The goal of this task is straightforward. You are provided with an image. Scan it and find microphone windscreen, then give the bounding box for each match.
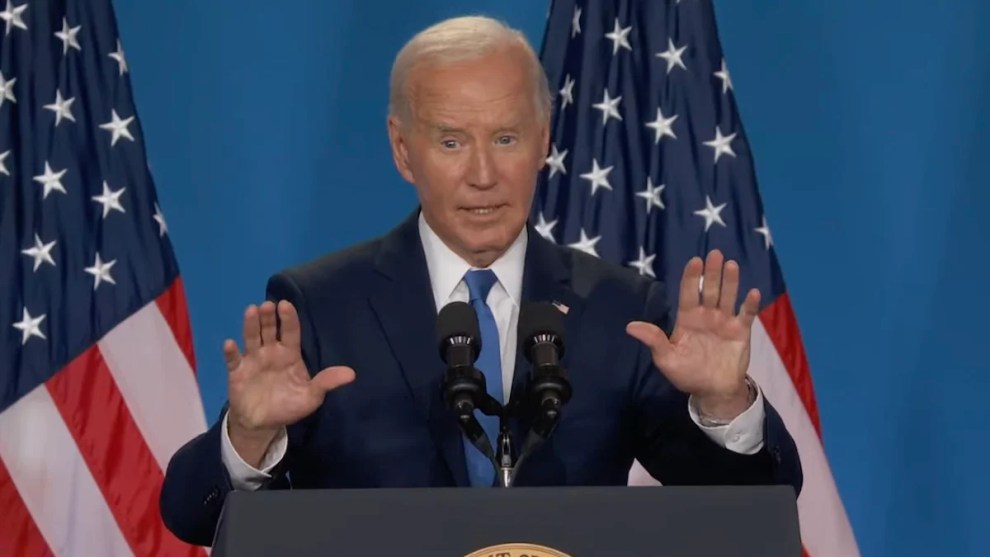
[519,301,566,350]
[436,301,481,357]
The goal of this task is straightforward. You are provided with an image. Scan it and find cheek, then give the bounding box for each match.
[501,157,541,197]
[414,156,465,203]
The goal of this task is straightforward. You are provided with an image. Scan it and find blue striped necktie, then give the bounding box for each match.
[462,269,503,487]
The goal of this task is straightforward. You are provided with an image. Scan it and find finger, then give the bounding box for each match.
[243,305,261,353]
[223,339,242,372]
[277,300,301,351]
[678,256,704,311]
[259,301,278,346]
[738,288,761,328]
[718,259,741,316]
[701,249,724,308]
[311,366,357,394]
[626,321,674,363]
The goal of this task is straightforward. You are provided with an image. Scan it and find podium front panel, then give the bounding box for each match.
[212,485,800,557]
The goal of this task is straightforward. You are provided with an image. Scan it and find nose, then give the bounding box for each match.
[466,144,497,189]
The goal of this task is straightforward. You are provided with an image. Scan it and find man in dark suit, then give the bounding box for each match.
[160,15,802,546]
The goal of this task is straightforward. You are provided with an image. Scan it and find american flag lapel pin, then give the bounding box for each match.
[552,300,569,314]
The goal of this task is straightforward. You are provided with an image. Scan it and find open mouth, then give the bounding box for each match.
[463,204,506,216]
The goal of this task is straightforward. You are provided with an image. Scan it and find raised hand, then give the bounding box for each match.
[626,250,758,420]
[224,300,355,466]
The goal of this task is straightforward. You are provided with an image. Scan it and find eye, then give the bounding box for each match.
[441,139,460,150]
[496,135,517,145]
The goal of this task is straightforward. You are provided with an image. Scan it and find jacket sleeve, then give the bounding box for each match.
[158,272,317,546]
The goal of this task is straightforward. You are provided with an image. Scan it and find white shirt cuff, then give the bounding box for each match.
[687,382,766,455]
[220,411,288,491]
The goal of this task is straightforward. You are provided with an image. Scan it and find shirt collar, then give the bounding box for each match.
[418,211,527,308]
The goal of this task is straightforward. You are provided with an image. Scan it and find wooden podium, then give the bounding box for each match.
[211,485,801,556]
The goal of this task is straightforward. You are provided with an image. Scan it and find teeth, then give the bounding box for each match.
[469,207,496,215]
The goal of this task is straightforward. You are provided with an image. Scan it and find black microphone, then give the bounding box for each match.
[436,301,501,472]
[503,301,573,486]
[519,301,572,428]
[436,301,485,418]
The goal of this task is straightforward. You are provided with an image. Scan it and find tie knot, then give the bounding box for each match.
[464,269,498,303]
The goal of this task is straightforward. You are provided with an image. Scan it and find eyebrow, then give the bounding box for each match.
[428,122,524,135]
[430,124,464,134]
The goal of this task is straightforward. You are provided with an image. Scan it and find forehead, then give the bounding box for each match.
[406,47,539,127]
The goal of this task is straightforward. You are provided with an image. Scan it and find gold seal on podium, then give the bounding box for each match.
[463,543,573,557]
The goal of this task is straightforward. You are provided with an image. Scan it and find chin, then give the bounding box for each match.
[457,228,516,263]
[474,222,520,244]
[441,211,526,260]
[463,235,509,256]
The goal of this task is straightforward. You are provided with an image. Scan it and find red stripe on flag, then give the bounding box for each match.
[0,457,54,557]
[759,293,823,437]
[46,347,203,557]
[156,277,197,373]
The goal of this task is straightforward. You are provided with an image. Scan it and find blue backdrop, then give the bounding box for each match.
[112,1,989,555]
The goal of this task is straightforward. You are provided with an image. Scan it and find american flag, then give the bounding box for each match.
[0,1,207,555]
[533,1,859,555]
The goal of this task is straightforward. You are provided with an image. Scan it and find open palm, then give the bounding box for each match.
[627,250,759,403]
[225,301,355,433]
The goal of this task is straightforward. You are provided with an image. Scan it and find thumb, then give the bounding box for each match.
[626,321,673,363]
[311,366,357,394]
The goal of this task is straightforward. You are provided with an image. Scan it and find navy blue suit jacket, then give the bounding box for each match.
[160,211,802,546]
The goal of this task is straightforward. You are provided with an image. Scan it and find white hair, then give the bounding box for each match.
[388,15,552,123]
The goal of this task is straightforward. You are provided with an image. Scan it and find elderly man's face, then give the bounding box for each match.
[388,44,549,267]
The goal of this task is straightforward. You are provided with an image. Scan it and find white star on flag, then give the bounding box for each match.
[153,203,168,237]
[0,0,28,36]
[568,229,601,258]
[593,89,622,125]
[571,6,581,38]
[656,38,688,73]
[92,181,126,218]
[636,177,666,213]
[628,247,657,278]
[580,158,613,195]
[84,252,117,290]
[21,234,55,272]
[545,144,568,178]
[54,17,82,54]
[0,149,10,175]
[694,195,728,231]
[44,90,76,126]
[109,39,128,75]
[33,162,68,199]
[703,126,737,163]
[12,307,46,345]
[100,109,136,146]
[0,71,16,107]
[535,213,557,242]
[21,234,57,271]
[559,74,575,109]
[755,216,773,249]
[714,59,733,94]
[645,107,678,144]
[604,19,632,55]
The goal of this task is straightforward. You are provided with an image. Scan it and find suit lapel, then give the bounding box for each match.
[369,211,468,486]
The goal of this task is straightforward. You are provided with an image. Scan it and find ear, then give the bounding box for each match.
[537,114,551,171]
[387,115,416,184]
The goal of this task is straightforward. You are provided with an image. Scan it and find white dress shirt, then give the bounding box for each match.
[221,214,767,490]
